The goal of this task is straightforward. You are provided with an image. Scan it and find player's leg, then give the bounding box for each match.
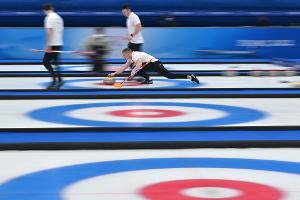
[136,67,152,84]
[128,42,142,51]
[135,43,142,51]
[93,58,104,72]
[152,61,200,84]
[43,50,57,89]
[52,46,63,84]
[89,46,105,73]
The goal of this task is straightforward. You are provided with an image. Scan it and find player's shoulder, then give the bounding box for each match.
[131,51,141,58]
[46,13,54,21]
[50,12,62,19]
[130,12,139,19]
[133,51,144,55]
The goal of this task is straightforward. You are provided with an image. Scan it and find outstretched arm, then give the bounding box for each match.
[109,61,131,76]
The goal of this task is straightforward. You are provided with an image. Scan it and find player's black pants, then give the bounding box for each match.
[43,46,62,83]
[128,42,143,51]
[90,49,106,73]
[92,58,104,73]
[136,61,187,81]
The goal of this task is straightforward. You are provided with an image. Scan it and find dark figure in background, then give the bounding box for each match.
[42,3,64,90]
[85,28,110,72]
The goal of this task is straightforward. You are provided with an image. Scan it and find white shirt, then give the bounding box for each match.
[44,12,64,46]
[128,51,158,64]
[126,12,144,44]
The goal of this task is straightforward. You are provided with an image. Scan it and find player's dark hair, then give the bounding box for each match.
[122,48,132,53]
[43,3,54,11]
[122,4,131,10]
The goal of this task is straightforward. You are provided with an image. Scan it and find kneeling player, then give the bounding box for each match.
[109,48,199,84]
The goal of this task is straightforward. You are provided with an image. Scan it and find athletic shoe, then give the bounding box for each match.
[46,82,58,90]
[46,81,64,90]
[141,79,153,84]
[190,74,200,84]
[55,81,64,89]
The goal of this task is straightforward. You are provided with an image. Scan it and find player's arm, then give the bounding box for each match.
[109,61,131,76]
[131,59,142,77]
[131,23,142,37]
[45,28,53,52]
[129,15,142,40]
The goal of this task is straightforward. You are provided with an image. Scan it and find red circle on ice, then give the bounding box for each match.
[140,179,283,200]
[107,109,185,118]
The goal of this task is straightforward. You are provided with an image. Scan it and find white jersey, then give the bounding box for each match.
[44,12,64,46]
[128,51,158,64]
[126,12,144,44]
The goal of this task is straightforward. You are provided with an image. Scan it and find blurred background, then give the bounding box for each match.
[1,0,300,63]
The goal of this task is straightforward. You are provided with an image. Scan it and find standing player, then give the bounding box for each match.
[42,3,64,89]
[109,48,200,84]
[122,5,144,51]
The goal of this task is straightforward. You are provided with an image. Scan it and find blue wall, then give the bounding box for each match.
[0,0,300,27]
[0,27,299,62]
[2,0,300,11]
